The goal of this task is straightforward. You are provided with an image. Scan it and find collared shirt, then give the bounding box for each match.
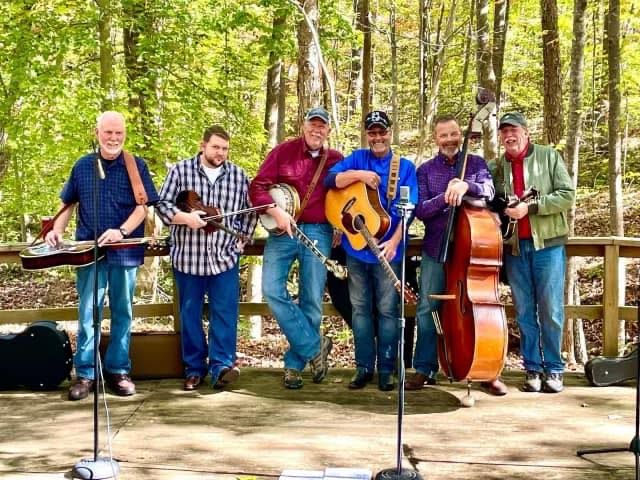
[325,148,418,264]
[248,137,343,223]
[155,154,257,276]
[415,151,494,259]
[60,151,159,266]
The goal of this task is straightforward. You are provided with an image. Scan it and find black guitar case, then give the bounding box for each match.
[585,345,637,387]
[0,320,73,390]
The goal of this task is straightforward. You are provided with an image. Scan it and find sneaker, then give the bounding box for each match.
[309,335,333,383]
[522,371,542,392]
[283,368,303,389]
[543,373,564,393]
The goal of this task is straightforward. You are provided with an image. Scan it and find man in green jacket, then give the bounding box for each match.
[490,112,575,394]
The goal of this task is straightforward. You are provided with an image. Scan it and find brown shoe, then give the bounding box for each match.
[105,373,136,396]
[480,377,508,396]
[183,375,202,391]
[405,372,431,390]
[68,377,94,401]
[212,366,240,390]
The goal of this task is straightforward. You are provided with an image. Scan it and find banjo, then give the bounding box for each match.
[259,184,347,280]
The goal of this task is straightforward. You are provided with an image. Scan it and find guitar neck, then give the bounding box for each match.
[355,219,401,290]
[72,237,154,248]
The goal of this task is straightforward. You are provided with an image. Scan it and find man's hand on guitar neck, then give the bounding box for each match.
[266,205,294,237]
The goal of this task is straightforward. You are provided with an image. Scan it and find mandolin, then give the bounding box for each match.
[19,237,169,271]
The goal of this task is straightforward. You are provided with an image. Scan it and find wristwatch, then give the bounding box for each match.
[119,226,129,237]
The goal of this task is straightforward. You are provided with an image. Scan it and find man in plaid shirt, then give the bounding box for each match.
[156,125,257,391]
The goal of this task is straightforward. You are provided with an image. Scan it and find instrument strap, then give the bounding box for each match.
[123,150,149,206]
[295,149,328,221]
[30,202,75,246]
[386,153,400,203]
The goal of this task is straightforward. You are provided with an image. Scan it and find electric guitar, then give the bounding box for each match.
[325,182,418,305]
[19,237,169,271]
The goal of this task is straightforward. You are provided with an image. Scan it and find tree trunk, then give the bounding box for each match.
[563,0,588,365]
[265,10,287,149]
[96,0,114,111]
[475,0,498,162]
[390,1,399,146]
[348,0,363,123]
[417,1,457,165]
[492,0,509,106]
[540,0,564,146]
[123,0,157,155]
[296,0,322,129]
[360,0,372,147]
[607,0,625,353]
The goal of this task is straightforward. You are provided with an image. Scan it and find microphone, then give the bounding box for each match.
[394,185,414,216]
[399,185,410,204]
[92,141,105,180]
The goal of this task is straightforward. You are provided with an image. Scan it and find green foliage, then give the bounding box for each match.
[1,0,639,242]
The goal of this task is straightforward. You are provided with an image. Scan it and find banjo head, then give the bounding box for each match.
[259,183,300,233]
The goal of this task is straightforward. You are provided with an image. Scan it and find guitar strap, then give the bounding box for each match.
[386,153,400,203]
[295,149,328,221]
[123,150,149,206]
[30,202,75,246]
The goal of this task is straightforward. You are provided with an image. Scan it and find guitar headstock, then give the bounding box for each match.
[145,236,170,252]
[403,284,419,305]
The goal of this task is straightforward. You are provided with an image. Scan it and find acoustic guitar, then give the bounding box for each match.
[325,181,418,304]
[20,237,169,271]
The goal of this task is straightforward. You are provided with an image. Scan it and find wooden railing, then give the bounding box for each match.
[0,236,638,357]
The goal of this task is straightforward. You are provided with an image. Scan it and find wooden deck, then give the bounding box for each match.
[0,368,638,479]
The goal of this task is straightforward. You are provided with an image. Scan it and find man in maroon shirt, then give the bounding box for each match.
[249,107,343,389]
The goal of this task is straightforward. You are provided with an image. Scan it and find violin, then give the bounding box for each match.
[175,190,252,243]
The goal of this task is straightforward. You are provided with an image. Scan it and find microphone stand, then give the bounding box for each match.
[375,195,423,480]
[73,146,119,479]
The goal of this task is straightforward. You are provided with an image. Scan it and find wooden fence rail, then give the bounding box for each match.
[1,236,638,359]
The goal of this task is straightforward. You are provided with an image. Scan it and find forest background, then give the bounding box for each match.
[1,0,639,366]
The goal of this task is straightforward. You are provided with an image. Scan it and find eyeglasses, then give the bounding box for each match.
[366,129,389,138]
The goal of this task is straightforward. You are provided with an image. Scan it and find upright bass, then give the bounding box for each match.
[434,90,508,400]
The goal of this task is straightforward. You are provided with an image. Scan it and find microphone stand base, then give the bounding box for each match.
[375,468,424,480]
[72,457,120,479]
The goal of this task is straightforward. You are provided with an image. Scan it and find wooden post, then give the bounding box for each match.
[602,243,620,356]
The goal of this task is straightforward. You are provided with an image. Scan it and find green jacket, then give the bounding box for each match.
[489,143,575,252]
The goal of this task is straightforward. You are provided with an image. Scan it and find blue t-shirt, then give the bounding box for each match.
[326,148,418,263]
[60,151,159,266]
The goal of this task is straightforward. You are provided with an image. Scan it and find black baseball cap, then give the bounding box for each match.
[365,110,391,130]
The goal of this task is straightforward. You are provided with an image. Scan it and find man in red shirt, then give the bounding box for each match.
[249,107,343,389]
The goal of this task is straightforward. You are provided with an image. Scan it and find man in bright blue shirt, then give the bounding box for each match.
[46,111,159,401]
[324,110,417,391]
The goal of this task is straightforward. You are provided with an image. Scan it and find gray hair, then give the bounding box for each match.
[96,111,126,130]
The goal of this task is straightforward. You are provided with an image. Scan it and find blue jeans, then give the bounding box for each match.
[262,223,332,371]
[413,254,445,376]
[504,240,566,374]
[75,262,138,379]
[347,256,400,373]
[174,263,240,380]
